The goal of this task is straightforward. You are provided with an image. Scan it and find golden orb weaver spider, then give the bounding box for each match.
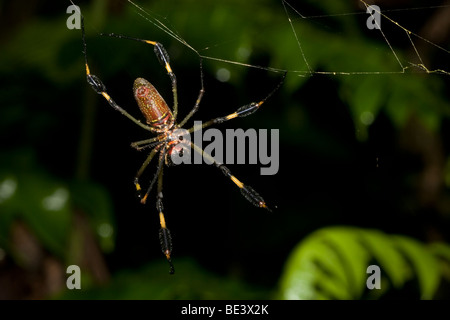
[75,9,286,274]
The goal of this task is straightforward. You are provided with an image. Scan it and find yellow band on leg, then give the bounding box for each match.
[230,175,244,189]
[159,212,166,229]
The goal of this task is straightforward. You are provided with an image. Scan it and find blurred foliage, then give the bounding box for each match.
[0,0,449,299]
[57,257,271,300]
[278,226,450,300]
[0,148,115,263]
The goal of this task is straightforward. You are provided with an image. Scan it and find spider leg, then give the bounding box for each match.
[100,33,179,122]
[139,143,167,205]
[77,14,158,133]
[177,58,205,128]
[131,136,165,151]
[186,71,286,134]
[134,144,163,200]
[190,142,273,212]
[156,166,175,275]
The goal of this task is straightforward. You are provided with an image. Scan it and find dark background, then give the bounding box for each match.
[0,0,449,299]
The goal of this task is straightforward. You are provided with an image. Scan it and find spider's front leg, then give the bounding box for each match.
[99,32,179,122]
[77,14,159,133]
[130,136,165,151]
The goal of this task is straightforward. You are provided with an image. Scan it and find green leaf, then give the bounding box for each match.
[392,235,440,300]
[278,226,449,299]
[315,227,370,298]
[279,231,352,299]
[358,229,409,289]
[430,242,450,262]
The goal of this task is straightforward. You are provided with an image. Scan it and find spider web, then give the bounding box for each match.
[282,0,450,76]
[124,0,450,77]
[79,0,450,277]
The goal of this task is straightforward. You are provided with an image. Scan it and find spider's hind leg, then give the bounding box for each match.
[156,167,175,274]
[218,164,273,212]
[190,142,273,212]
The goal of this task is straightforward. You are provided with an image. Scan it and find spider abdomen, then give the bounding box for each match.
[133,77,174,131]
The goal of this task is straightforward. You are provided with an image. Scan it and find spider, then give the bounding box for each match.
[76,11,286,274]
